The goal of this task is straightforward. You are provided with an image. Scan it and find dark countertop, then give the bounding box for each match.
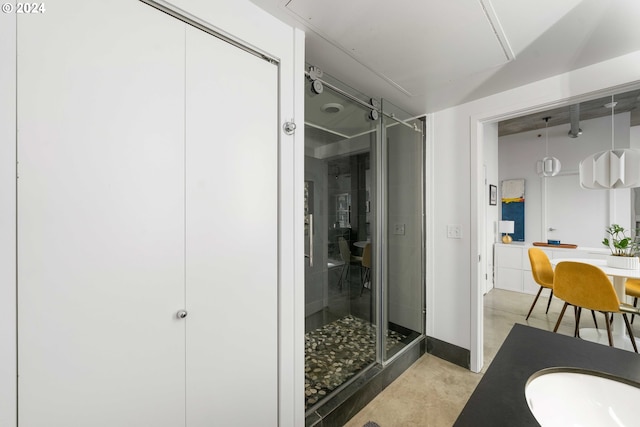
[454,324,640,426]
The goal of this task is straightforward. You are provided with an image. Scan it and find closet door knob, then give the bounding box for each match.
[176,310,188,319]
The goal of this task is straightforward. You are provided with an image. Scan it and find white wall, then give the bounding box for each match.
[428,49,640,372]
[632,125,640,149]
[0,10,16,427]
[498,113,631,247]
[1,1,305,425]
[429,108,472,349]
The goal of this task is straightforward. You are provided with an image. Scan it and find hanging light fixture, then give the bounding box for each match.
[536,117,561,177]
[579,95,640,189]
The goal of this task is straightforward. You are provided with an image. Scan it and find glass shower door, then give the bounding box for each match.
[381,99,425,361]
[303,74,378,411]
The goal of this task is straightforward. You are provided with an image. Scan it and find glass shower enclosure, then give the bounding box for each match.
[303,66,424,413]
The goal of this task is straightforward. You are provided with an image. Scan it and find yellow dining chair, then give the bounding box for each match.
[552,261,638,353]
[526,248,555,320]
[625,278,640,324]
[527,248,599,328]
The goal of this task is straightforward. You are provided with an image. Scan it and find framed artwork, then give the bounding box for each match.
[501,179,525,241]
[336,193,349,211]
[489,184,497,205]
[336,193,351,228]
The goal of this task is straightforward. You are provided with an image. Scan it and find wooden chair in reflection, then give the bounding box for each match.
[360,243,371,295]
[337,237,362,289]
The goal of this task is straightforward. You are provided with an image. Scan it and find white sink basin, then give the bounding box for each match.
[525,368,640,427]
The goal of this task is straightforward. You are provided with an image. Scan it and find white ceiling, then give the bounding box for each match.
[250,0,640,116]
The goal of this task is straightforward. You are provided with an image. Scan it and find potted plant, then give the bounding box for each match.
[602,224,640,269]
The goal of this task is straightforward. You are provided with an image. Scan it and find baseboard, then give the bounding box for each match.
[426,335,470,369]
[305,300,324,316]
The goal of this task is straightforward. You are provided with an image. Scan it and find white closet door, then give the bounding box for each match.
[184,27,279,426]
[17,1,186,425]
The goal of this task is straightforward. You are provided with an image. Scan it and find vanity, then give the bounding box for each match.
[454,324,640,426]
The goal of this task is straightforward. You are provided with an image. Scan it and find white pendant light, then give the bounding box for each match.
[579,95,640,189]
[536,117,561,177]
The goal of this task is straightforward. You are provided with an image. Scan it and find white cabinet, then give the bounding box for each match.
[17,1,278,425]
[495,243,608,295]
[495,245,523,292]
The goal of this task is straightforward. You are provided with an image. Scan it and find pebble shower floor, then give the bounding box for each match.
[304,315,406,408]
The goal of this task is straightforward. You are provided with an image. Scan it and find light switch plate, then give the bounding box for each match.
[393,224,405,235]
[447,224,462,239]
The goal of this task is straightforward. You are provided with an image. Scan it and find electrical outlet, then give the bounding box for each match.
[447,224,462,239]
[393,224,405,235]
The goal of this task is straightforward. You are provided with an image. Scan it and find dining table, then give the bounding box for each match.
[551,257,640,352]
[353,240,370,249]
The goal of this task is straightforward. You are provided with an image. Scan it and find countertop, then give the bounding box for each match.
[494,242,609,254]
[454,324,640,426]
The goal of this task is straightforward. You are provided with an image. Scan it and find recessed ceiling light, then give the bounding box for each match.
[321,103,343,114]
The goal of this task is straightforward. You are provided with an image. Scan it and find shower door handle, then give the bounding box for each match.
[305,213,314,267]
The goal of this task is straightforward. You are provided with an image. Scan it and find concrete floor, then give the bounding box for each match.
[343,287,640,427]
